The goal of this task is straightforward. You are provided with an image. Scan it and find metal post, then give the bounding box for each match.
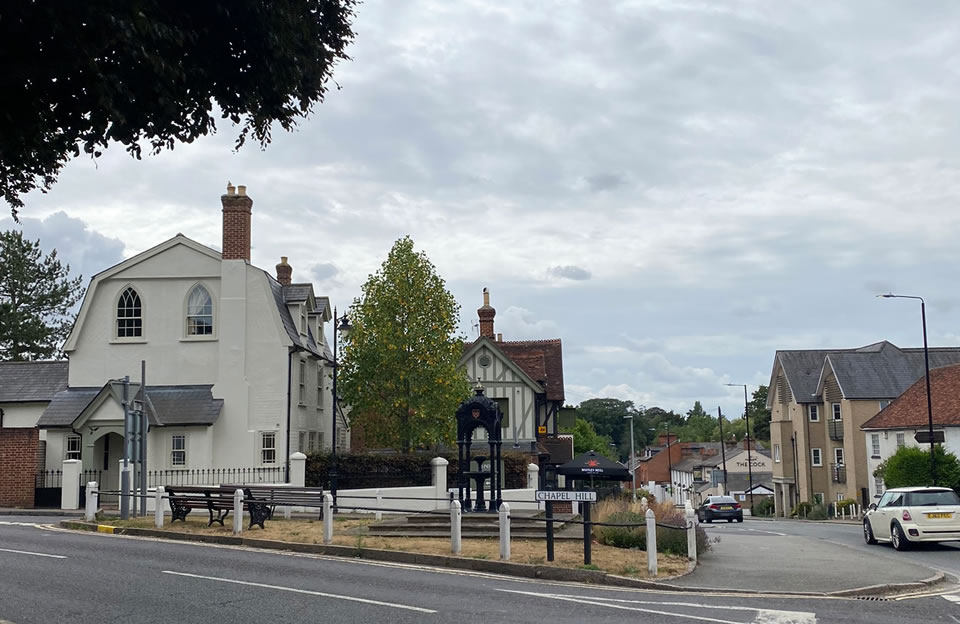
[717,407,727,495]
[645,508,657,576]
[744,384,754,514]
[626,414,636,503]
[233,488,243,535]
[499,502,510,560]
[666,424,673,505]
[140,360,148,517]
[920,301,937,485]
[450,500,462,555]
[545,500,555,562]
[375,489,382,521]
[322,493,333,544]
[330,307,341,509]
[121,376,130,520]
[582,501,592,565]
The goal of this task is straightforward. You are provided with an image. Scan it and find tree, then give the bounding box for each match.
[563,418,617,460]
[339,237,470,452]
[0,230,83,360]
[2,1,357,217]
[749,385,772,441]
[676,401,718,442]
[874,445,960,492]
[575,398,647,460]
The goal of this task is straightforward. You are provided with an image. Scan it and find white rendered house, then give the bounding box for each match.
[37,185,344,485]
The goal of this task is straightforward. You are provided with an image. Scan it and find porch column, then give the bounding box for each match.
[782,483,792,517]
[61,459,82,510]
[773,484,781,518]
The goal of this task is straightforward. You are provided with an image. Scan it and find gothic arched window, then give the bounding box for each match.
[186,284,213,336]
[117,287,142,337]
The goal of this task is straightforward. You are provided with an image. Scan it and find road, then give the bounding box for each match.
[0,517,958,623]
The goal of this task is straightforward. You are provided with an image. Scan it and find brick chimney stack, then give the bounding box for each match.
[276,256,292,285]
[478,288,496,338]
[221,183,253,261]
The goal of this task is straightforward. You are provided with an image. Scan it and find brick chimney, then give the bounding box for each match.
[478,287,496,338]
[221,183,253,261]
[276,256,292,285]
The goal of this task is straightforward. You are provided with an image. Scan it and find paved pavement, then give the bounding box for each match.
[1,518,960,623]
[674,519,944,593]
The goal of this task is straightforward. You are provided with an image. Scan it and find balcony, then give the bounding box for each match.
[828,419,844,441]
[831,463,846,483]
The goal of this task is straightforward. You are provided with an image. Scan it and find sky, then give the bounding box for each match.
[5,0,960,420]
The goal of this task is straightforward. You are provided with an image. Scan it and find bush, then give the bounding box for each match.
[792,501,826,519]
[836,499,857,512]
[879,445,960,492]
[753,497,775,517]
[592,497,711,557]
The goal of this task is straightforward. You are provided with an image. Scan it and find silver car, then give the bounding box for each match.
[863,487,960,550]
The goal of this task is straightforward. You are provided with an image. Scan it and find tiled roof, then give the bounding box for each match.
[862,363,960,429]
[38,385,223,428]
[0,361,68,402]
[283,283,313,304]
[267,274,324,358]
[497,339,564,402]
[724,472,774,493]
[671,457,702,473]
[777,349,848,403]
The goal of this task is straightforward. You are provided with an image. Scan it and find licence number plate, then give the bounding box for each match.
[720,506,732,510]
[927,512,953,519]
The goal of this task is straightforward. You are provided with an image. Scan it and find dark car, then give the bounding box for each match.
[697,495,743,523]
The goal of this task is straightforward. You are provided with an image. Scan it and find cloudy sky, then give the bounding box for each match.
[6,0,960,419]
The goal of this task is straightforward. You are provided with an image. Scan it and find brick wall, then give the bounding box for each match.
[221,190,253,261]
[0,428,40,507]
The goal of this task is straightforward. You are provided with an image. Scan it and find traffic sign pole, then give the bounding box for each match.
[545,500,554,562]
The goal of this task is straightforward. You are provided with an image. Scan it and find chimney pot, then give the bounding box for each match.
[237,185,247,196]
[496,333,502,342]
[478,288,496,338]
[226,182,236,195]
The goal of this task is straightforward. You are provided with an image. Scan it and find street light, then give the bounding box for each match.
[329,307,352,509]
[623,413,636,502]
[877,293,937,485]
[726,383,754,513]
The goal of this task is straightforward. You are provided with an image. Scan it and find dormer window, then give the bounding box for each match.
[300,304,307,335]
[117,287,142,337]
[186,285,213,336]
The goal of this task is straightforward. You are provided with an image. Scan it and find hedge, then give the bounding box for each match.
[304,451,531,490]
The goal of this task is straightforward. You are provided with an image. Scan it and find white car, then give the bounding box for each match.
[863,486,960,550]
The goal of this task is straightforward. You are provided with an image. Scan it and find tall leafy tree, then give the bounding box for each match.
[677,401,719,442]
[748,385,772,441]
[0,230,83,360]
[874,446,960,491]
[576,398,648,459]
[563,418,618,460]
[339,237,470,452]
[2,1,357,217]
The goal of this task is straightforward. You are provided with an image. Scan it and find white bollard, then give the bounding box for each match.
[84,482,97,522]
[375,489,383,522]
[640,496,648,512]
[61,459,82,511]
[499,502,511,561]
[451,500,462,555]
[323,493,333,545]
[686,506,697,563]
[283,505,292,520]
[646,508,658,576]
[154,486,165,528]
[233,489,244,535]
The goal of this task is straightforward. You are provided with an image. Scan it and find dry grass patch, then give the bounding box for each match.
[96,516,686,578]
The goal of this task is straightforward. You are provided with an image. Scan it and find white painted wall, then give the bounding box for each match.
[1,402,48,430]
[864,427,960,500]
[462,343,542,442]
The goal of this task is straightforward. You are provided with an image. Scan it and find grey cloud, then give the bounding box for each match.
[585,173,626,192]
[309,263,339,281]
[547,265,591,281]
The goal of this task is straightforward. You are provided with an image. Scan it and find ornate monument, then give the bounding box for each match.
[456,382,503,512]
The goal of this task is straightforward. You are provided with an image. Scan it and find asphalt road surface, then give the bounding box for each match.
[0,517,959,623]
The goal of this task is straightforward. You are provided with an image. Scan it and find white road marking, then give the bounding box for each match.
[496,589,818,623]
[943,595,960,603]
[162,570,436,613]
[0,547,66,559]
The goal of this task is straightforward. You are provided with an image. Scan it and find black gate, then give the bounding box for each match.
[33,470,62,508]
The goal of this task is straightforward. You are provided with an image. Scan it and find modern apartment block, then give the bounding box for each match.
[767,341,960,517]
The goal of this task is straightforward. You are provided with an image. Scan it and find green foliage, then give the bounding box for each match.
[792,502,827,520]
[0,230,83,360]
[304,452,529,490]
[877,445,960,491]
[597,511,647,549]
[676,401,716,442]
[594,498,711,557]
[2,1,358,217]
[575,398,648,460]
[562,418,617,460]
[749,386,772,441]
[339,237,470,452]
[753,497,776,517]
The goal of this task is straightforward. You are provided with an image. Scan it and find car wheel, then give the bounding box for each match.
[727,518,733,523]
[891,522,910,551]
[736,517,743,523]
[863,519,877,545]
[706,517,712,524]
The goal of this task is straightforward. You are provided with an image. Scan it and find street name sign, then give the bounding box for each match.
[535,490,597,502]
[915,430,945,444]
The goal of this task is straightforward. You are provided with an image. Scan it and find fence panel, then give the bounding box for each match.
[33,470,62,508]
[147,466,287,488]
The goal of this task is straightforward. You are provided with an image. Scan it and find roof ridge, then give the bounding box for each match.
[500,338,561,345]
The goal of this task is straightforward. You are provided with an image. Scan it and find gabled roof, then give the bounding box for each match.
[267,274,325,359]
[461,337,544,394]
[862,363,960,430]
[772,349,847,405]
[671,457,702,473]
[496,339,564,402]
[37,385,223,428]
[0,361,68,402]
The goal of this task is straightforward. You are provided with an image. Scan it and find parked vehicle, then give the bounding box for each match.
[863,487,960,550]
[697,495,743,523]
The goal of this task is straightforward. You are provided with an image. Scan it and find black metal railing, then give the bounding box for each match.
[831,463,846,483]
[828,419,844,441]
[147,466,286,487]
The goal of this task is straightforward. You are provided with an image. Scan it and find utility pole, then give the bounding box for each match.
[717,406,727,495]
[624,413,636,503]
[120,376,130,520]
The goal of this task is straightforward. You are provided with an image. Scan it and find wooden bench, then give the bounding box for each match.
[166,486,271,529]
[221,485,326,521]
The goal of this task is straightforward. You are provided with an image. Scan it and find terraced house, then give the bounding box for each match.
[767,341,960,516]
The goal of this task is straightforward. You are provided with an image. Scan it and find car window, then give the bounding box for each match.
[884,493,903,508]
[714,496,736,504]
[906,490,960,507]
[876,492,892,508]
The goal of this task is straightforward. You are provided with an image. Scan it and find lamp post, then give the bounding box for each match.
[624,413,636,502]
[726,383,754,512]
[651,425,674,504]
[329,307,352,509]
[877,293,937,485]
[716,406,727,495]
